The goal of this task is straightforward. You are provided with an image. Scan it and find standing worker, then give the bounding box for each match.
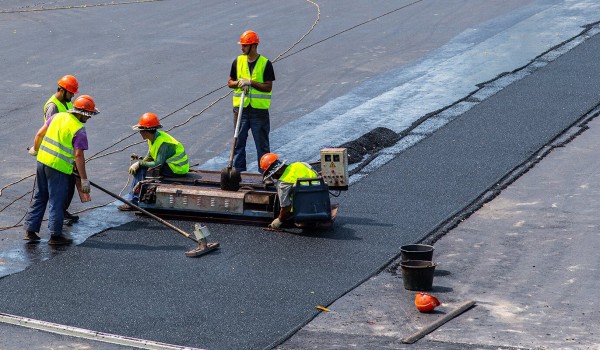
[42,75,80,224]
[260,153,318,229]
[227,30,275,173]
[118,113,190,211]
[25,95,99,245]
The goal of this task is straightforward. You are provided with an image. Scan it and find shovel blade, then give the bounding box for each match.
[220,166,241,191]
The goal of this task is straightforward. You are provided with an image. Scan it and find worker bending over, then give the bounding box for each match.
[119,112,189,211]
[260,153,318,229]
[25,95,99,245]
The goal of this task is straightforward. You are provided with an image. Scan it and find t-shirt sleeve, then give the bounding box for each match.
[72,128,89,150]
[45,103,58,121]
[229,58,238,80]
[263,61,275,82]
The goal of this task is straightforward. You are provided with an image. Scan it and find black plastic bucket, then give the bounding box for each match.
[400,260,436,291]
[400,244,434,262]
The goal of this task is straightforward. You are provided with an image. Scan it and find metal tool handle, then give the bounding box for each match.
[88,179,198,243]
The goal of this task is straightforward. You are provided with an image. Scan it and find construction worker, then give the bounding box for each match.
[118,113,190,211]
[260,153,318,229]
[25,95,99,245]
[42,75,80,224]
[227,30,275,173]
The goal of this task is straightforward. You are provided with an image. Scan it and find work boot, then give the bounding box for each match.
[48,235,73,246]
[117,203,137,211]
[64,211,79,222]
[23,231,41,244]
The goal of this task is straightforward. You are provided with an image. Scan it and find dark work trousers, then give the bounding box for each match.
[232,105,270,172]
[24,162,69,237]
[125,164,182,204]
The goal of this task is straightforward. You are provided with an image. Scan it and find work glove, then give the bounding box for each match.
[237,78,251,88]
[129,161,140,175]
[28,147,38,156]
[268,217,282,229]
[81,179,91,194]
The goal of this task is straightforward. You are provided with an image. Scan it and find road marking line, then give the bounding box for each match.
[0,312,205,350]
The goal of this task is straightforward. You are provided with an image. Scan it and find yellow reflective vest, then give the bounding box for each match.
[37,112,83,175]
[43,95,73,122]
[149,131,189,175]
[233,55,272,109]
[279,162,318,184]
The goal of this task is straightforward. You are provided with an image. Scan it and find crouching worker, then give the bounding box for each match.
[260,153,318,229]
[118,112,189,211]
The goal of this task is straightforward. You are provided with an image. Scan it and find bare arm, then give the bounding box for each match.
[32,124,49,151]
[74,149,87,180]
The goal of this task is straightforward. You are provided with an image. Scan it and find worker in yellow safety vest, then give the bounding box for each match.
[227,30,275,173]
[260,153,319,229]
[118,112,189,211]
[25,95,99,246]
[41,75,81,224]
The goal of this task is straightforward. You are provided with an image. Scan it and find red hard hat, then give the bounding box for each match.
[132,112,162,131]
[71,95,99,116]
[238,30,259,45]
[58,75,79,94]
[414,292,440,313]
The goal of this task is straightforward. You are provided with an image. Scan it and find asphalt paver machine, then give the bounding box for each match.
[136,148,349,227]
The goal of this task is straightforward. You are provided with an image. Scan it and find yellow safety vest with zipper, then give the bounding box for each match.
[148,131,189,175]
[37,112,83,175]
[43,95,73,122]
[233,55,272,109]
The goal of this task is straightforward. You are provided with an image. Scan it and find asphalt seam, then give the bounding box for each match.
[348,21,600,182]
[0,312,204,350]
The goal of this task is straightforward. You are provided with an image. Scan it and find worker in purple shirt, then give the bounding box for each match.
[25,95,99,246]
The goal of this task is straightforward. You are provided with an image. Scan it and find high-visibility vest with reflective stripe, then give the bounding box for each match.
[149,131,189,175]
[37,112,83,175]
[279,162,318,184]
[233,55,272,109]
[43,95,73,122]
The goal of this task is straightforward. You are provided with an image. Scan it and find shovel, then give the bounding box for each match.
[220,89,245,191]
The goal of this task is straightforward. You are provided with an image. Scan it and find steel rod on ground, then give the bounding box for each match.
[401,300,476,344]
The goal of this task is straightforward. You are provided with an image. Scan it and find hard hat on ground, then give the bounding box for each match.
[68,95,99,117]
[58,75,79,94]
[238,30,259,45]
[414,292,440,313]
[132,112,162,131]
[260,153,286,180]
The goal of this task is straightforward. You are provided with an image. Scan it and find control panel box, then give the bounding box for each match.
[320,148,348,191]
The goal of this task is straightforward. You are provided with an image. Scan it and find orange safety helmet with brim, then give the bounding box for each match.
[414,292,440,313]
[58,75,79,94]
[67,95,99,117]
[238,30,259,45]
[132,112,162,131]
[260,153,286,180]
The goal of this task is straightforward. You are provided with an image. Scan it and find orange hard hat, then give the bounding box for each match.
[260,153,286,180]
[132,112,162,131]
[70,95,99,116]
[414,292,440,313]
[58,75,79,94]
[260,153,279,172]
[238,30,259,45]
